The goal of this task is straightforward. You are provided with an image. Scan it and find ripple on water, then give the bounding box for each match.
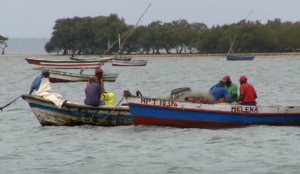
[1,58,300,173]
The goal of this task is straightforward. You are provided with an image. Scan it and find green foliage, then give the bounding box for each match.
[45,16,300,55]
[0,35,8,44]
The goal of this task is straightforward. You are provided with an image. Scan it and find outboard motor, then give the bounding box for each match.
[170,87,192,99]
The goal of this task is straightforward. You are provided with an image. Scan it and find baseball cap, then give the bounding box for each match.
[239,76,247,81]
[223,75,230,82]
[219,80,225,85]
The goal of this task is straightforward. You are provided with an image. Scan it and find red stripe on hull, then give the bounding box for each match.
[112,64,146,66]
[132,115,300,129]
[27,61,100,66]
[133,115,250,128]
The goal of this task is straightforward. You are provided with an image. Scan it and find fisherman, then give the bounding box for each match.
[223,75,238,100]
[237,76,257,106]
[29,68,67,108]
[209,80,233,103]
[84,78,102,106]
[87,68,115,105]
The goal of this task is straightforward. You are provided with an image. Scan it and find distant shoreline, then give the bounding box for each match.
[1,53,300,60]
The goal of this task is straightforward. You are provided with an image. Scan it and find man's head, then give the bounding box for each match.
[89,77,96,83]
[239,75,247,85]
[223,75,231,86]
[95,68,103,78]
[41,68,50,78]
[219,79,225,86]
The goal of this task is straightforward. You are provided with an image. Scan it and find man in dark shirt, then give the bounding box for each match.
[84,78,102,106]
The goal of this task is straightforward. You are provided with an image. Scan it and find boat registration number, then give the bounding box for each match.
[140,98,178,107]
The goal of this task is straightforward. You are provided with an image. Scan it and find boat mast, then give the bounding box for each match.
[227,9,254,54]
[118,33,121,59]
[113,3,151,59]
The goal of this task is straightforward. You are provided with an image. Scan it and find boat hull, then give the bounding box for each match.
[112,60,147,66]
[226,55,255,61]
[22,95,132,126]
[49,71,118,83]
[25,58,102,69]
[126,96,300,129]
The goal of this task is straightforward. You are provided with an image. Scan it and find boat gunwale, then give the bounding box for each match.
[22,94,129,111]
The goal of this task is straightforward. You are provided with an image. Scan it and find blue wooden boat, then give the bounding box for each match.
[226,55,255,61]
[124,91,300,129]
[22,94,132,126]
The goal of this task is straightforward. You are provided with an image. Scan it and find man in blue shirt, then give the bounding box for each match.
[29,68,49,95]
[209,80,233,103]
[84,78,102,107]
[29,68,67,108]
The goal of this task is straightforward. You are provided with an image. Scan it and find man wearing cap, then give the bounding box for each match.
[29,68,67,108]
[209,80,233,104]
[223,75,238,100]
[84,78,102,106]
[87,68,115,106]
[238,75,257,106]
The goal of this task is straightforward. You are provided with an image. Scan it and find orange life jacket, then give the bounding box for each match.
[215,97,226,103]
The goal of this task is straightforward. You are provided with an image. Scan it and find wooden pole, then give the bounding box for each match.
[113,3,152,59]
[227,9,254,54]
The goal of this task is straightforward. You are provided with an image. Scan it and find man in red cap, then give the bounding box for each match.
[223,75,238,100]
[86,68,115,106]
[237,75,257,106]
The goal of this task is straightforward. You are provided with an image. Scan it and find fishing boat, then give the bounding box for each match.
[25,58,103,70]
[111,57,132,61]
[226,55,255,61]
[49,70,118,83]
[69,56,111,62]
[112,60,147,66]
[124,90,300,129]
[226,10,255,61]
[22,94,132,126]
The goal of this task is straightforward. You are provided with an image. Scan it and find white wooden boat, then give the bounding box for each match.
[49,70,118,83]
[69,56,111,62]
[22,94,132,126]
[112,60,147,66]
[25,58,103,69]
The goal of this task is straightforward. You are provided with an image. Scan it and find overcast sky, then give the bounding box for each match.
[1,0,299,38]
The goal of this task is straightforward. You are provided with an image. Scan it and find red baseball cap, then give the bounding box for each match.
[95,68,103,74]
[239,75,247,81]
[223,75,230,82]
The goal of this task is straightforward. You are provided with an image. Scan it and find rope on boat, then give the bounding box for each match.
[0,59,24,71]
[8,70,40,84]
[92,96,125,128]
[0,95,21,112]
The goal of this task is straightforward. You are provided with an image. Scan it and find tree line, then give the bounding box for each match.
[0,35,8,54]
[44,15,300,55]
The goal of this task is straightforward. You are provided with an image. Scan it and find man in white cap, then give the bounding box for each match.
[29,68,67,108]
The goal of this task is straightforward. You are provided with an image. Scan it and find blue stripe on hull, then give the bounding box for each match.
[129,105,300,124]
[29,103,132,121]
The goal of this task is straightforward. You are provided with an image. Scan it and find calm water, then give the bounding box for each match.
[1,57,300,174]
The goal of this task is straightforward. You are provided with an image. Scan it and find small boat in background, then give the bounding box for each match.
[22,94,132,126]
[69,56,111,62]
[111,57,132,61]
[25,58,103,69]
[226,55,255,61]
[49,70,118,83]
[112,60,147,66]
